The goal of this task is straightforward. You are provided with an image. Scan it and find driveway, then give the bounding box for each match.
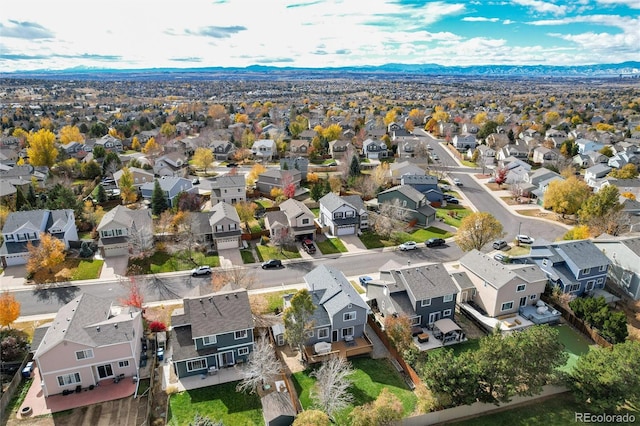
[217,248,243,268]
[0,265,26,291]
[100,255,128,280]
[339,234,367,253]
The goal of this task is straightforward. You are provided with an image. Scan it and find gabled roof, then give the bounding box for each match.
[304,265,368,317]
[211,174,246,189]
[319,192,359,213]
[279,198,313,219]
[530,239,610,271]
[387,263,458,300]
[179,289,253,338]
[460,249,546,289]
[378,184,426,204]
[210,201,240,225]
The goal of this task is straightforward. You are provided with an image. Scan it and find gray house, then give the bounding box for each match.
[593,235,640,300]
[400,174,444,206]
[170,288,254,379]
[210,140,236,161]
[140,176,194,208]
[362,138,388,159]
[299,265,369,345]
[190,201,242,250]
[318,193,368,236]
[377,185,437,227]
[366,260,458,328]
[208,174,246,205]
[255,169,302,196]
[96,205,153,257]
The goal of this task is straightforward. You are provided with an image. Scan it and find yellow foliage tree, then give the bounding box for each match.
[108,128,122,139]
[131,136,141,151]
[544,111,560,126]
[39,117,54,131]
[160,122,176,138]
[563,225,591,240]
[192,147,214,173]
[0,291,20,328]
[27,233,66,274]
[472,112,488,126]
[306,172,319,184]
[432,106,450,123]
[142,137,160,154]
[208,104,227,120]
[621,192,636,200]
[118,167,138,204]
[247,164,267,186]
[543,176,590,219]
[12,128,28,142]
[408,108,425,125]
[323,124,343,141]
[384,110,397,127]
[26,129,58,167]
[595,123,615,132]
[372,162,389,188]
[455,212,504,252]
[59,125,85,144]
[235,113,250,124]
[16,157,25,166]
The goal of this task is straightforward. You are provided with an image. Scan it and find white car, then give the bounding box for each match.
[453,178,463,186]
[516,235,535,244]
[399,241,418,251]
[191,266,212,276]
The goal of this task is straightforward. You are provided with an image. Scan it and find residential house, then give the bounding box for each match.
[0,209,78,267]
[396,137,424,159]
[459,250,548,317]
[32,293,143,397]
[289,139,311,157]
[367,260,459,328]
[273,198,316,240]
[608,151,639,169]
[532,146,560,165]
[528,239,610,295]
[328,140,354,159]
[0,164,48,187]
[154,152,189,177]
[190,201,242,250]
[280,157,309,180]
[362,138,388,159]
[400,174,444,206]
[593,235,640,300]
[206,174,246,205]
[298,129,316,141]
[452,134,477,151]
[94,135,123,152]
[318,193,368,236]
[140,176,194,208]
[462,123,479,134]
[377,185,436,227]
[60,141,88,159]
[573,153,590,169]
[576,138,604,155]
[251,139,277,162]
[584,164,612,188]
[586,150,609,166]
[255,169,302,196]
[496,140,529,161]
[170,288,254,379]
[438,122,458,137]
[477,145,496,166]
[296,265,369,345]
[389,161,425,184]
[113,167,154,190]
[210,140,236,161]
[598,178,640,200]
[96,205,153,257]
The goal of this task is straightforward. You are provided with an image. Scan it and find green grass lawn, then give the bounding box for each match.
[255,244,302,261]
[168,381,263,426]
[254,199,274,209]
[71,259,104,280]
[128,251,220,274]
[410,226,454,241]
[78,231,93,240]
[316,237,348,254]
[310,207,320,217]
[250,289,291,314]
[556,324,593,373]
[436,205,472,228]
[359,230,395,249]
[350,280,366,294]
[240,249,255,264]
[292,357,417,424]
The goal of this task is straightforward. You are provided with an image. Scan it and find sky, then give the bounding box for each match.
[1,0,639,72]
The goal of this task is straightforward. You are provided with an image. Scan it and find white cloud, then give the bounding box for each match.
[462,17,500,22]
[512,0,567,15]
[596,0,640,8]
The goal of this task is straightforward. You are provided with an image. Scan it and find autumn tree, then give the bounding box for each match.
[26,129,58,167]
[350,388,404,426]
[235,201,257,232]
[142,137,160,155]
[0,291,20,328]
[578,184,622,234]
[562,225,591,240]
[543,176,591,219]
[102,151,122,176]
[384,314,413,354]
[131,136,141,151]
[118,167,138,204]
[236,331,282,394]
[383,110,398,127]
[408,108,425,126]
[455,212,504,251]
[27,233,66,274]
[192,147,214,173]
[608,163,638,179]
[211,265,256,292]
[59,125,84,144]
[247,164,267,186]
[120,277,144,309]
[373,199,410,239]
[494,167,508,188]
[292,410,330,426]
[283,289,316,355]
[311,356,354,421]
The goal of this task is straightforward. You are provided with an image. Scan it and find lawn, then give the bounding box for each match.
[30,257,104,283]
[249,290,291,314]
[168,381,263,426]
[254,199,274,209]
[349,280,366,294]
[556,324,594,373]
[72,259,104,280]
[255,244,302,261]
[310,207,320,217]
[240,249,256,264]
[409,226,453,241]
[292,357,417,424]
[128,251,220,274]
[436,205,472,228]
[316,237,348,254]
[358,230,395,249]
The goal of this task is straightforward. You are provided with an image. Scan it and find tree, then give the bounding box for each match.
[371,162,389,189]
[272,226,295,253]
[192,147,214,173]
[247,164,267,186]
[373,200,409,239]
[89,122,108,138]
[118,167,137,204]
[26,233,66,274]
[570,340,640,413]
[349,154,361,178]
[543,176,590,219]
[81,160,102,180]
[1,329,30,361]
[59,125,84,144]
[151,179,169,215]
[0,291,20,328]
[160,122,176,138]
[149,321,167,332]
[235,201,257,231]
[310,356,354,420]
[578,185,622,230]
[310,183,324,202]
[176,192,201,212]
[131,136,141,151]
[102,151,122,176]
[455,212,503,252]
[142,137,160,155]
[292,410,330,426]
[562,225,591,240]
[210,265,257,292]
[120,277,144,309]
[92,145,106,159]
[419,348,479,407]
[598,145,614,157]
[283,289,315,354]
[237,331,283,394]
[26,129,58,167]
[608,163,638,179]
[15,187,28,211]
[350,388,404,426]
[494,167,508,187]
[384,314,413,354]
[95,184,107,203]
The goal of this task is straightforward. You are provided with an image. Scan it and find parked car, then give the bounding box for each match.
[399,241,418,251]
[443,194,456,201]
[487,177,496,183]
[261,259,283,269]
[441,184,451,191]
[517,235,535,244]
[359,276,373,286]
[431,153,439,161]
[425,238,446,247]
[446,197,460,204]
[191,266,212,277]
[453,178,463,186]
[21,361,34,379]
[494,253,507,263]
[301,239,316,254]
[492,240,508,250]
[226,162,238,167]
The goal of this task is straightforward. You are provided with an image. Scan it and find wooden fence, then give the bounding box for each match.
[541,296,612,348]
[0,356,30,425]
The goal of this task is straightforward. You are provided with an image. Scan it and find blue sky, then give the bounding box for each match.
[0,0,638,72]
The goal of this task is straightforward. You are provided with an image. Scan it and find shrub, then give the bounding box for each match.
[149,321,167,332]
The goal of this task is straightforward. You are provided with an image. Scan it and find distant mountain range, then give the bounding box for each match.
[2,62,639,81]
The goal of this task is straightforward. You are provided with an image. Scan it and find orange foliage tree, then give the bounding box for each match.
[26,233,66,274]
[0,291,20,328]
[120,277,144,309]
[384,314,413,354]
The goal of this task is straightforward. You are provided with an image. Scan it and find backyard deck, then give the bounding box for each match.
[302,335,373,364]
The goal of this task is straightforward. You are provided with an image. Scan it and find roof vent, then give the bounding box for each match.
[225,295,229,300]
[208,297,212,303]
[200,299,204,304]
[114,323,118,329]
[96,326,100,332]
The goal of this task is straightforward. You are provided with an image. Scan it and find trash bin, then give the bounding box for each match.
[157,348,164,361]
[21,362,34,379]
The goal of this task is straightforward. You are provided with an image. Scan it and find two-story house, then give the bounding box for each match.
[452,134,477,151]
[528,239,610,296]
[459,250,548,317]
[362,138,388,159]
[377,185,436,228]
[367,261,459,328]
[584,164,612,188]
[576,138,604,155]
[389,161,425,185]
[96,205,153,257]
[191,201,242,250]
[154,152,189,177]
[328,140,354,159]
[210,140,236,161]
[208,174,246,205]
[170,288,254,379]
[289,140,311,157]
[0,209,78,267]
[400,174,444,206]
[280,157,309,180]
[140,176,194,208]
[113,167,154,190]
[32,293,143,396]
[94,135,123,153]
[251,139,277,162]
[318,193,368,236]
[276,198,316,240]
[255,169,302,196]
[593,235,640,301]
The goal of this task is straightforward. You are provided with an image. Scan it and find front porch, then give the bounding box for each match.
[302,335,374,365]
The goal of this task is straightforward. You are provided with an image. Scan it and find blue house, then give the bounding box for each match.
[529,239,610,296]
[140,176,194,208]
[400,174,445,205]
[170,288,254,380]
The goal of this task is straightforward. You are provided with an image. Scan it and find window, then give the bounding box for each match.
[229,223,237,230]
[542,259,548,266]
[582,268,591,275]
[118,360,129,368]
[305,330,314,338]
[443,294,454,303]
[516,284,526,292]
[215,225,223,232]
[501,301,514,311]
[343,311,356,321]
[622,271,632,288]
[599,265,607,272]
[333,212,343,219]
[186,359,207,372]
[238,347,249,356]
[345,211,355,218]
[586,280,595,291]
[342,327,354,337]
[529,294,537,301]
[597,278,603,284]
[567,283,581,293]
[235,330,247,340]
[57,372,81,387]
[421,298,431,307]
[318,328,329,339]
[443,309,452,317]
[75,349,94,360]
[302,218,309,225]
[411,316,421,326]
[202,335,217,346]
[5,235,13,241]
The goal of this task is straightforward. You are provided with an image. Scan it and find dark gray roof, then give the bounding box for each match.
[621,237,640,256]
[210,201,240,225]
[211,174,246,189]
[388,263,458,300]
[450,271,475,291]
[552,240,610,270]
[265,211,288,229]
[401,174,438,186]
[190,212,215,235]
[180,289,253,339]
[342,195,365,212]
[304,265,368,317]
[169,326,219,362]
[379,184,425,204]
[2,209,48,233]
[97,205,151,232]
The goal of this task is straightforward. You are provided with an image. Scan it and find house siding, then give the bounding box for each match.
[415,295,457,327]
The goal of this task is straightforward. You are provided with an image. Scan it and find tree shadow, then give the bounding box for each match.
[144,275,183,300]
[284,261,316,273]
[32,282,80,305]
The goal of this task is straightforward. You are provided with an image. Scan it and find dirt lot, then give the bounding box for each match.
[6,395,148,426]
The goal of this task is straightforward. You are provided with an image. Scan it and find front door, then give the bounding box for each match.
[428,312,441,326]
[332,330,338,342]
[97,364,113,379]
[460,291,468,303]
[219,351,235,367]
[519,296,527,307]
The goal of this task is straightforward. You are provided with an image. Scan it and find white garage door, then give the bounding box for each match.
[3,253,27,266]
[336,225,356,236]
[103,245,129,257]
[216,237,239,250]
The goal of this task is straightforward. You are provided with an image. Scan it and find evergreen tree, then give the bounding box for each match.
[323,179,331,195]
[26,184,37,207]
[310,183,324,202]
[349,155,361,177]
[151,180,168,215]
[15,188,27,211]
[507,128,515,144]
[96,184,107,203]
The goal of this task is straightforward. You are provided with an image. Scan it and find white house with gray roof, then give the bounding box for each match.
[207,174,246,205]
[318,193,368,236]
[593,234,640,301]
[96,205,153,257]
[32,293,143,397]
[190,201,242,250]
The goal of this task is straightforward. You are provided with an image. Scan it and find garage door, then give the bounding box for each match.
[103,245,129,257]
[3,253,27,266]
[336,225,356,236]
[216,237,239,250]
